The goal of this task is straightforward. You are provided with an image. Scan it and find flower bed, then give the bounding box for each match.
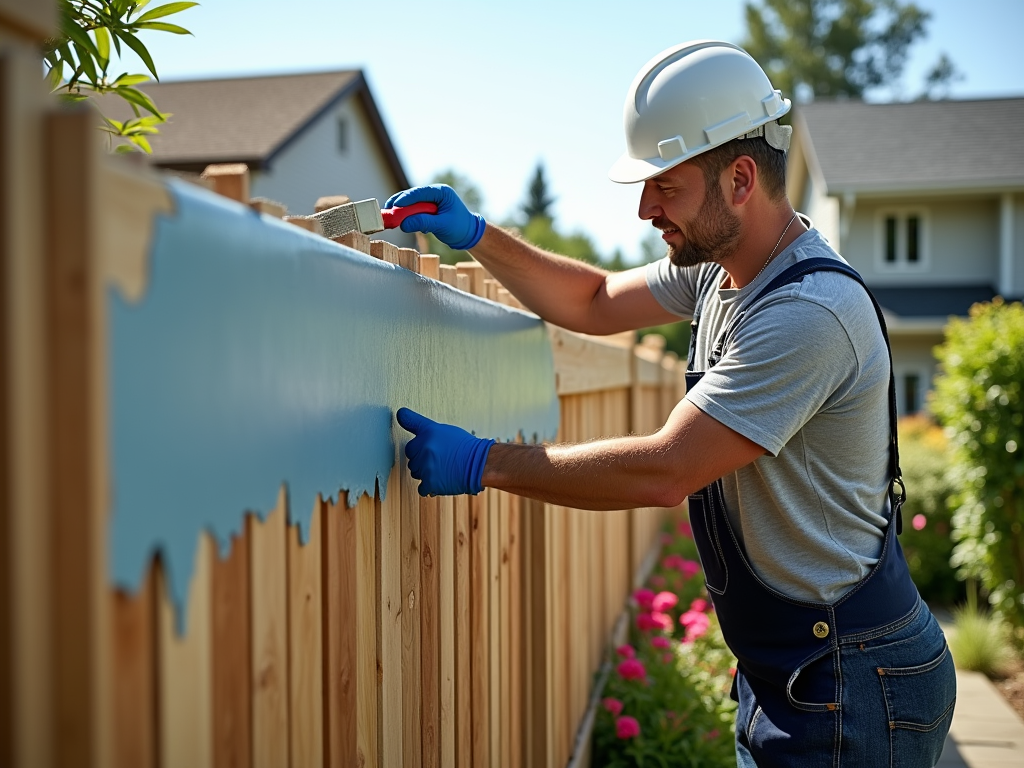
[592,515,738,766]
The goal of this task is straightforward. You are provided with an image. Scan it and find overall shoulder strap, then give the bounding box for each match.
[686,265,726,371]
[751,257,905,533]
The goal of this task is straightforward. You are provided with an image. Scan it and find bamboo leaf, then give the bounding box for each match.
[116,85,162,117]
[72,41,99,85]
[130,134,153,153]
[62,16,100,59]
[114,143,137,154]
[46,64,65,91]
[111,73,151,86]
[135,21,192,35]
[114,30,159,80]
[134,2,198,23]
[93,26,111,68]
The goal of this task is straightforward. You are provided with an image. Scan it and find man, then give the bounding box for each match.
[390,41,955,767]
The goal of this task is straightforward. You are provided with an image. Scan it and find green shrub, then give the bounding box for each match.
[948,599,1013,677]
[898,416,963,605]
[931,299,1024,627]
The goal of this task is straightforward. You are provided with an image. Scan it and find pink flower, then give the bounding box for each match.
[677,520,693,538]
[679,609,708,628]
[685,620,709,642]
[662,652,674,664]
[680,559,701,579]
[602,697,624,717]
[690,598,708,613]
[912,514,927,531]
[616,715,641,739]
[662,553,684,571]
[616,644,636,659]
[633,588,655,610]
[650,574,666,588]
[651,636,671,649]
[651,611,673,631]
[729,667,737,677]
[661,532,674,546]
[652,591,678,612]
[704,728,720,741]
[636,612,658,632]
[617,658,646,681]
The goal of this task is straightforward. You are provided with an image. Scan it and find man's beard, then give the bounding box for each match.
[659,184,741,268]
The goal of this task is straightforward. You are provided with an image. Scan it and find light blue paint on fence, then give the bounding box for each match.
[109,180,559,626]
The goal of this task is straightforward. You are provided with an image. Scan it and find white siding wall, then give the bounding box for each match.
[890,335,944,416]
[250,98,415,248]
[842,197,999,287]
[1014,194,1024,298]
[801,173,840,249]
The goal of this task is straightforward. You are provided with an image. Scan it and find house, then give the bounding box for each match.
[110,70,416,247]
[788,97,1024,415]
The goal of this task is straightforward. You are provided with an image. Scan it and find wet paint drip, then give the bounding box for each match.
[109,180,560,629]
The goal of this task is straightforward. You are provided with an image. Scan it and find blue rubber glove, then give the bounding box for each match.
[396,407,494,497]
[385,185,486,251]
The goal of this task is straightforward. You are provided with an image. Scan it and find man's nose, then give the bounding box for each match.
[637,181,661,221]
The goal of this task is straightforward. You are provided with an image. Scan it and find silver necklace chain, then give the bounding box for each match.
[753,213,799,282]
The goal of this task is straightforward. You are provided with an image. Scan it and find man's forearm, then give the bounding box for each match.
[469,225,611,332]
[481,434,687,511]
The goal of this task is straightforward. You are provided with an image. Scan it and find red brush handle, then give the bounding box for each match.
[381,201,439,229]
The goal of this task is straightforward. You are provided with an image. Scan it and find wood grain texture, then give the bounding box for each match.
[111,568,156,768]
[158,536,213,768]
[488,489,501,768]
[324,492,356,768]
[289,499,323,768]
[508,495,522,768]
[212,525,252,768]
[438,496,456,768]
[334,231,370,254]
[400,454,421,768]
[200,164,249,203]
[498,491,511,768]
[249,490,289,768]
[369,240,400,265]
[355,492,378,768]
[397,247,419,272]
[417,254,440,280]
[469,493,489,767]
[547,327,634,397]
[419,496,440,768]
[378,468,403,767]
[453,495,472,768]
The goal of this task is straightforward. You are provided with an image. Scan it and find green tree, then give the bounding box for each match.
[743,0,957,101]
[521,162,556,222]
[42,0,198,153]
[931,299,1024,626]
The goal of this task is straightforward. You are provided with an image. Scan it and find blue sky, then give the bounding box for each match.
[115,0,1024,261]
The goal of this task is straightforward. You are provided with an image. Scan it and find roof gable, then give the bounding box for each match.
[102,70,408,187]
[796,97,1024,194]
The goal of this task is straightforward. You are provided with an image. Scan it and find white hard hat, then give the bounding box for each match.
[609,40,792,184]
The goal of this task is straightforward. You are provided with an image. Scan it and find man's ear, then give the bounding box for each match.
[728,155,757,206]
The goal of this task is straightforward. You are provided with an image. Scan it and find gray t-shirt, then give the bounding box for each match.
[646,228,891,602]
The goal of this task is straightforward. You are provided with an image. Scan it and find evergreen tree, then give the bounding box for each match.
[521,162,556,221]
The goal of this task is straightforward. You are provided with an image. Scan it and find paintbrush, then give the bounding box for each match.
[303,198,438,239]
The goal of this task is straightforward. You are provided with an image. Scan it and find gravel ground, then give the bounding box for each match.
[994,656,1024,722]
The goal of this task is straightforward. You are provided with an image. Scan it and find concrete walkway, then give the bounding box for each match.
[934,607,1024,767]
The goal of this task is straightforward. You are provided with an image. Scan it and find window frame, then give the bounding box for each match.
[874,207,931,273]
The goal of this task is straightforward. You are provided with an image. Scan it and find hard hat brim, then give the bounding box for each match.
[608,151,687,184]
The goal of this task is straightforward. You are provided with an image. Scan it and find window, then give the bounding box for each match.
[877,209,928,271]
[337,117,349,153]
[903,373,921,415]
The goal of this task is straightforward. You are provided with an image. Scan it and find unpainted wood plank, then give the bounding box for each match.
[250,489,290,768]
[333,231,370,254]
[400,452,422,768]
[158,534,214,768]
[397,247,420,272]
[488,489,501,768]
[438,496,456,768]
[546,326,633,396]
[438,264,459,287]
[284,216,324,236]
[417,253,441,280]
[469,493,490,767]
[484,278,500,303]
[249,198,287,218]
[378,469,403,767]
[369,240,400,265]
[314,195,350,212]
[324,491,355,768]
[200,163,249,203]
[456,274,471,293]
[212,523,252,768]
[498,492,511,768]
[508,494,522,768]
[289,498,323,768]
[453,495,472,768]
[524,499,551,768]
[420,496,440,768]
[111,566,157,768]
[454,261,484,296]
[355,492,378,768]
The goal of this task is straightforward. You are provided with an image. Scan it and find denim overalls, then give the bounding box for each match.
[686,257,957,767]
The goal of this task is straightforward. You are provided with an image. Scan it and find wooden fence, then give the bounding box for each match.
[1,13,687,767]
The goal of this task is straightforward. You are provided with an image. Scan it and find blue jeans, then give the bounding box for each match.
[735,599,956,767]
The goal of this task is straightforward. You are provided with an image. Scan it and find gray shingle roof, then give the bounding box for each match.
[99,70,408,187]
[796,97,1024,193]
[869,285,998,318]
